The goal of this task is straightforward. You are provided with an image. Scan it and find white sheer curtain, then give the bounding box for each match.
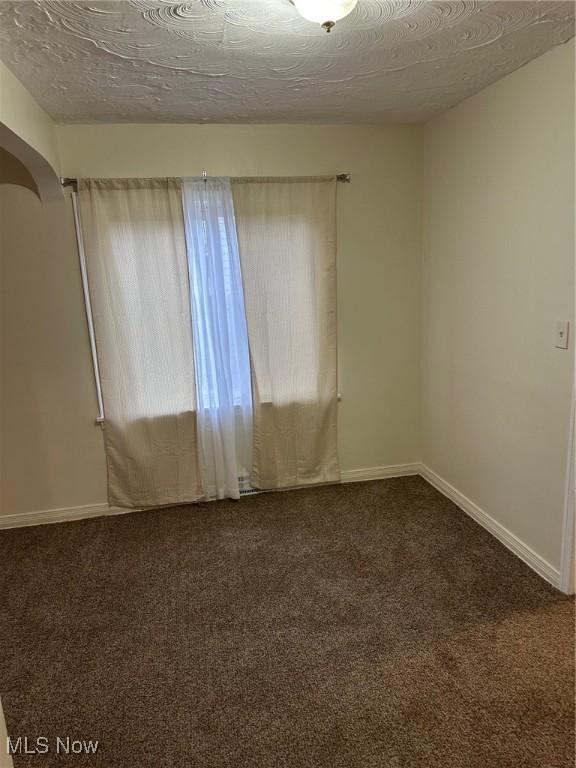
[182,178,253,500]
[77,179,203,508]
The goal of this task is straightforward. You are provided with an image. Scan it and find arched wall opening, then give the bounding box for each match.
[0,122,61,201]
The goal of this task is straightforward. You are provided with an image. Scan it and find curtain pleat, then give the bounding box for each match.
[232,178,340,489]
[78,179,203,507]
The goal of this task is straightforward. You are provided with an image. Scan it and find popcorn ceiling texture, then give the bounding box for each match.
[0,0,574,123]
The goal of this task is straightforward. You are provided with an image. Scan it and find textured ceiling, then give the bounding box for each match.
[0,0,574,123]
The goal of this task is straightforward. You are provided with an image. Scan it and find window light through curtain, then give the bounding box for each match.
[182,178,253,500]
[77,175,339,507]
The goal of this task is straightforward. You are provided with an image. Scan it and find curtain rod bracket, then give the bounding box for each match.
[201,170,208,183]
[336,173,351,183]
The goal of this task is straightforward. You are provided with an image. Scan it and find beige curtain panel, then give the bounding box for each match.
[232,177,340,489]
[77,179,203,507]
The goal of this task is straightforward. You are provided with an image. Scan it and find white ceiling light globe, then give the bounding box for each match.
[293,0,358,25]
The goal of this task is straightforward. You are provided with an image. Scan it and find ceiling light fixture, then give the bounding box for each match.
[293,0,358,33]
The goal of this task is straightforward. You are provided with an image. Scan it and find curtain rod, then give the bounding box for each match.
[61,173,351,187]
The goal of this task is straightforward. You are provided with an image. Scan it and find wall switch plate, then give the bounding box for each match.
[555,321,570,350]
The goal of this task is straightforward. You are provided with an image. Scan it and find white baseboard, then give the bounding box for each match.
[0,502,130,530]
[0,464,564,593]
[341,463,421,483]
[419,464,561,590]
[0,464,420,530]
[0,465,420,530]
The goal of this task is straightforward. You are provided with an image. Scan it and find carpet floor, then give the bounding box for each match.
[0,477,574,767]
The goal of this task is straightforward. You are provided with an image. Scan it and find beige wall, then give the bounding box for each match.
[0,185,107,515]
[1,125,423,515]
[422,40,575,570]
[0,60,60,175]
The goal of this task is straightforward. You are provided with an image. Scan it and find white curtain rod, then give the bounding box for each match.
[69,189,105,428]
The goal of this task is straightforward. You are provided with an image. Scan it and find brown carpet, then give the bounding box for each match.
[0,476,574,767]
